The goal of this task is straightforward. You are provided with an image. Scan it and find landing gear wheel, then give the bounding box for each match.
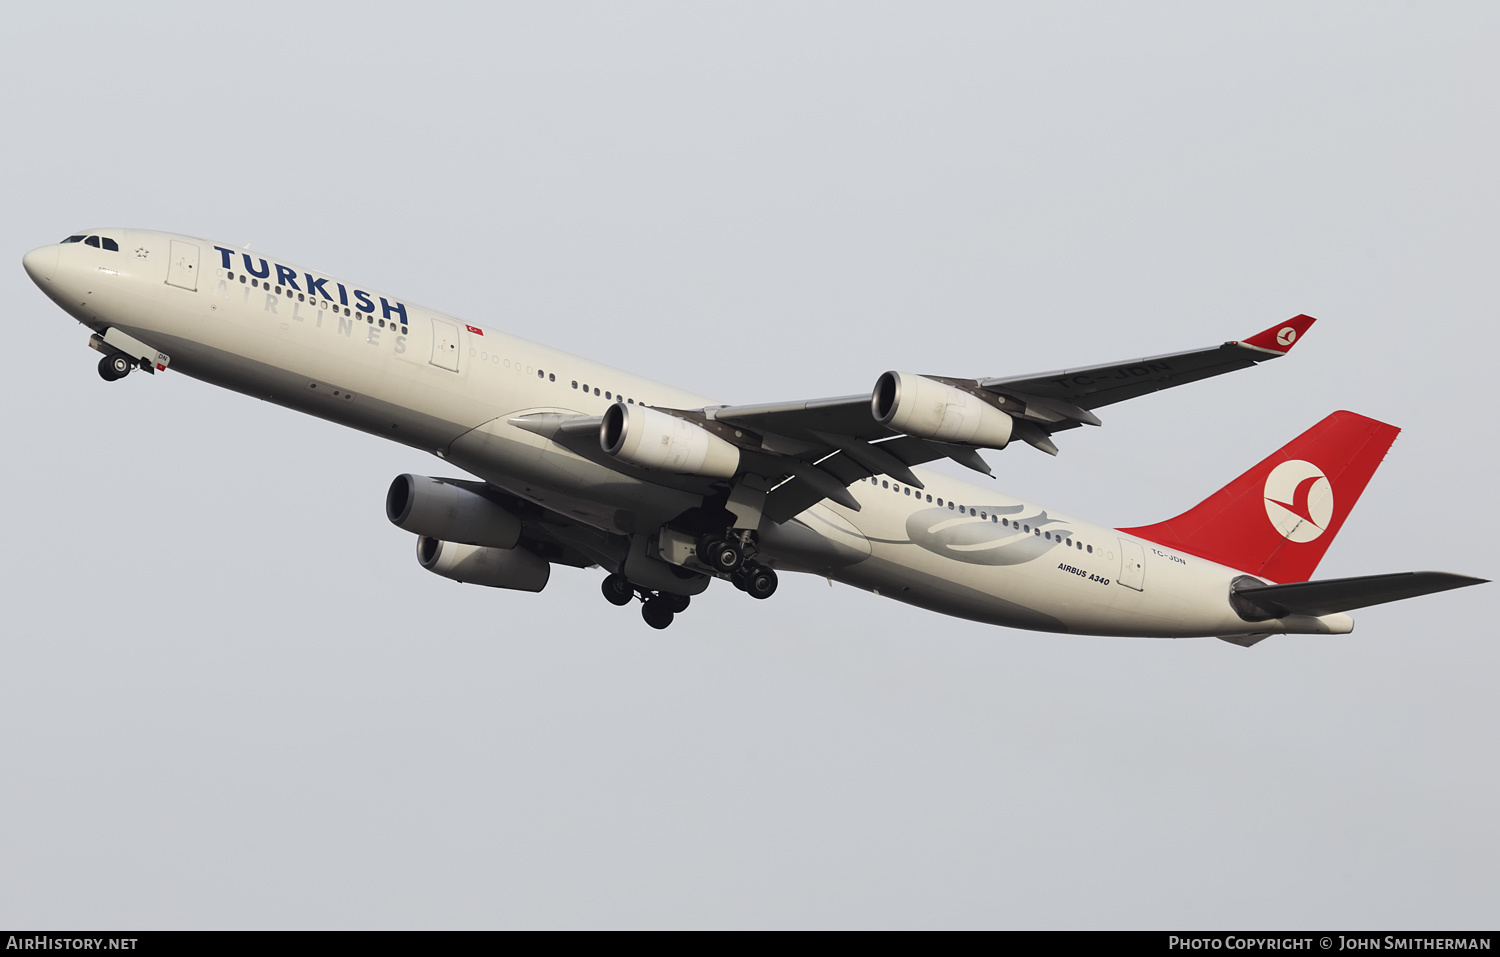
[601,573,635,607]
[98,354,132,381]
[660,592,691,614]
[701,537,743,574]
[641,598,675,630]
[743,562,778,600]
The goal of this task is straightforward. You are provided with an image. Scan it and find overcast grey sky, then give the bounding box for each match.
[2,1,1495,929]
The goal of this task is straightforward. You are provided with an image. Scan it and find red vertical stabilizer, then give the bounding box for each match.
[1120,411,1400,583]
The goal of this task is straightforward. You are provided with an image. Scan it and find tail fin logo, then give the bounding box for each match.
[1263,459,1333,543]
[1276,326,1298,347]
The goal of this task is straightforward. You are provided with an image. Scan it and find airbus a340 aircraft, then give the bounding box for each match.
[23,229,1485,644]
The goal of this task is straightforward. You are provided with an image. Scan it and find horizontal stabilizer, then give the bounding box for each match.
[1232,571,1487,619]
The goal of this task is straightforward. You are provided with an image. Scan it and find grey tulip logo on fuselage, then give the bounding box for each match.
[903,504,1073,566]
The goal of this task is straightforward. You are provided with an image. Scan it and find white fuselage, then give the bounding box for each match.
[26,229,1352,639]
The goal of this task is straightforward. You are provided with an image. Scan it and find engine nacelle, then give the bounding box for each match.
[416,536,551,592]
[386,474,522,548]
[871,371,1014,449]
[600,403,740,480]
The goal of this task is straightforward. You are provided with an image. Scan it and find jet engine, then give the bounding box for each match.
[600,403,740,480]
[416,536,551,592]
[871,371,1014,449]
[386,474,522,548]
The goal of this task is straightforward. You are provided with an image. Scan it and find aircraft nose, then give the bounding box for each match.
[23,244,58,286]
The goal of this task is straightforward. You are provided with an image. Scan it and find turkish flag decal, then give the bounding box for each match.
[466,325,484,336]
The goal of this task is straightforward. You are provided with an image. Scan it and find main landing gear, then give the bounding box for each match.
[601,573,693,630]
[98,354,135,382]
[697,532,778,600]
[600,529,779,630]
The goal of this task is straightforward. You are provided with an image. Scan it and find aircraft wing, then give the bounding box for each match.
[528,316,1320,523]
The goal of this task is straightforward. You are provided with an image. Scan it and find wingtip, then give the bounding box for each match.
[1240,314,1318,355]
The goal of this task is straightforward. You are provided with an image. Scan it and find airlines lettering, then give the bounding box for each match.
[213,246,409,323]
[213,263,407,354]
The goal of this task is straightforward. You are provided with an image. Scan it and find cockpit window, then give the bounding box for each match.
[101,237,119,251]
[61,235,85,244]
[84,236,100,248]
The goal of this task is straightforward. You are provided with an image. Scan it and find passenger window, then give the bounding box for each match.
[605,392,612,399]
[980,511,986,519]
[572,381,578,389]
[550,374,556,382]
[926,495,932,503]
[239,275,246,284]
[904,488,910,496]
[101,238,119,252]
[881,481,889,489]
[85,236,100,247]
[275,286,282,295]
[1087,545,1093,553]
[252,279,259,287]
[991,515,997,523]
[298,293,305,301]
[1044,532,1051,540]
[1023,525,1029,532]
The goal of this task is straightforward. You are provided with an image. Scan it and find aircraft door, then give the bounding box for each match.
[430,318,460,372]
[1117,538,1146,591]
[165,240,199,291]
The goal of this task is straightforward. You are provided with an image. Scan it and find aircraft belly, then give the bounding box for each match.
[139,333,468,451]
[757,505,872,574]
[445,421,705,536]
[828,553,1071,632]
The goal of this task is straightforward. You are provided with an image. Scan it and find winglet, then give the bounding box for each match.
[1239,314,1317,355]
